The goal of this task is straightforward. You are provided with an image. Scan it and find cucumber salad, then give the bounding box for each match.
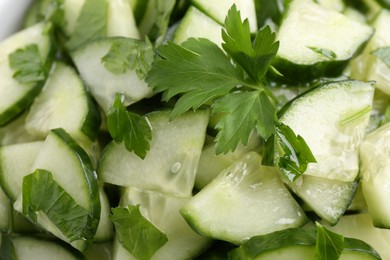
[1,0,390,259]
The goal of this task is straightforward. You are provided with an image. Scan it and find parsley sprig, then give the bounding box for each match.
[146,5,315,181]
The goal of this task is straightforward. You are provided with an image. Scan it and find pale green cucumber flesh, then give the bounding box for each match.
[181,152,307,244]
[98,110,208,197]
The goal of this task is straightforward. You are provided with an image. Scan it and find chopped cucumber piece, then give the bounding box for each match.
[113,187,211,260]
[192,0,257,33]
[14,128,100,251]
[327,213,390,260]
[173,6,223,46]
[0,111,39,146]
[288,175,358,224]
[0,23,52,125]
[94,187,114,243]
[273,0,373,82]
[278,80,374,182]
[25,62,101,141]
[350,10,390,95]
[181,152,307,244]
[0,141,43,201]
[71,37,153,113]
[99,110,208,197]
[2,235,82,260]
[107,0,140,39]
[360,122,390,228]
[228,226,381,259]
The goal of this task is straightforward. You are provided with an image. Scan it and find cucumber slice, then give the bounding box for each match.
[99,110,208,197]
[288,175,358,225]
[327,213,390,260]
[113,187,211,260]
[14,128,100,251]
[25,62,101,141]
[107,0,140,39]
[71,37,153,113]
[278,80,374,182]
[0,141,43,201]
[350,10,390,95]
[360,122,390,228]
[273,0,373,82]
[0,23,52,125]
[181,152,307,244]
[2,235,82,260]
[228,226,381,259]
[195,132,262,189]
[173,6,223,46]
[192,0,257,33]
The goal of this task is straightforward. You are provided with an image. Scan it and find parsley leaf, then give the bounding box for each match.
[315,222,344,260]
[67,0,108,50]
[107,94,152,159]
[101,38,154,79]
[222,5,279,83]
[276,123,316,182]
[111,206,168,260]
[371,46,390,68]
[147,38,244,118]
[22,169,98,248]
[146,3,316,177]
[8,44,46,84]
[213,91,277,153]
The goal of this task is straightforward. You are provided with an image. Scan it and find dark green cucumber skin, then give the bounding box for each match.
[50,128,101,241]
[375,0,390,9]
[0,34,56,126]
[227,227,381,259]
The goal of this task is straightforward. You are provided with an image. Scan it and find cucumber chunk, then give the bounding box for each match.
[0,141,43,201]
[350,10,390,95]
[25,62,101,141]
[279,80,374,182]
[2,235,82,260]
[99,110,208,197]
[0,23,52,125]
[181,152,307,244]
[360,122,390,228]
[113,187,211,260]
[273,0,373,82]
[71,37,153,112]
[0,111,38,146]
[192,0,257,33]
[228,226,381,259]
[14,128,100,251]
[327,213,390,260]
[173,6,223,46]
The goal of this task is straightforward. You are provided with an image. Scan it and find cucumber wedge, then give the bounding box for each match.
[1,235,82,260]
[360,122,390,228]
[273,0,373,82]
[0,111,38,146]
[99,110,208,197]
[278,80,374,182]
[350,10,390,95]
[228,226,381,259]
[25,62,101,141]
[327,213,390,260]
[0,22,52,125]
[107,0,140,39]
[71,37,153,112]
[113,187,211,260]
[14,128,100,251]
[192,0,257,33]
[173,6,223,46]
[181,152,307,245]
[0,141,43,201]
